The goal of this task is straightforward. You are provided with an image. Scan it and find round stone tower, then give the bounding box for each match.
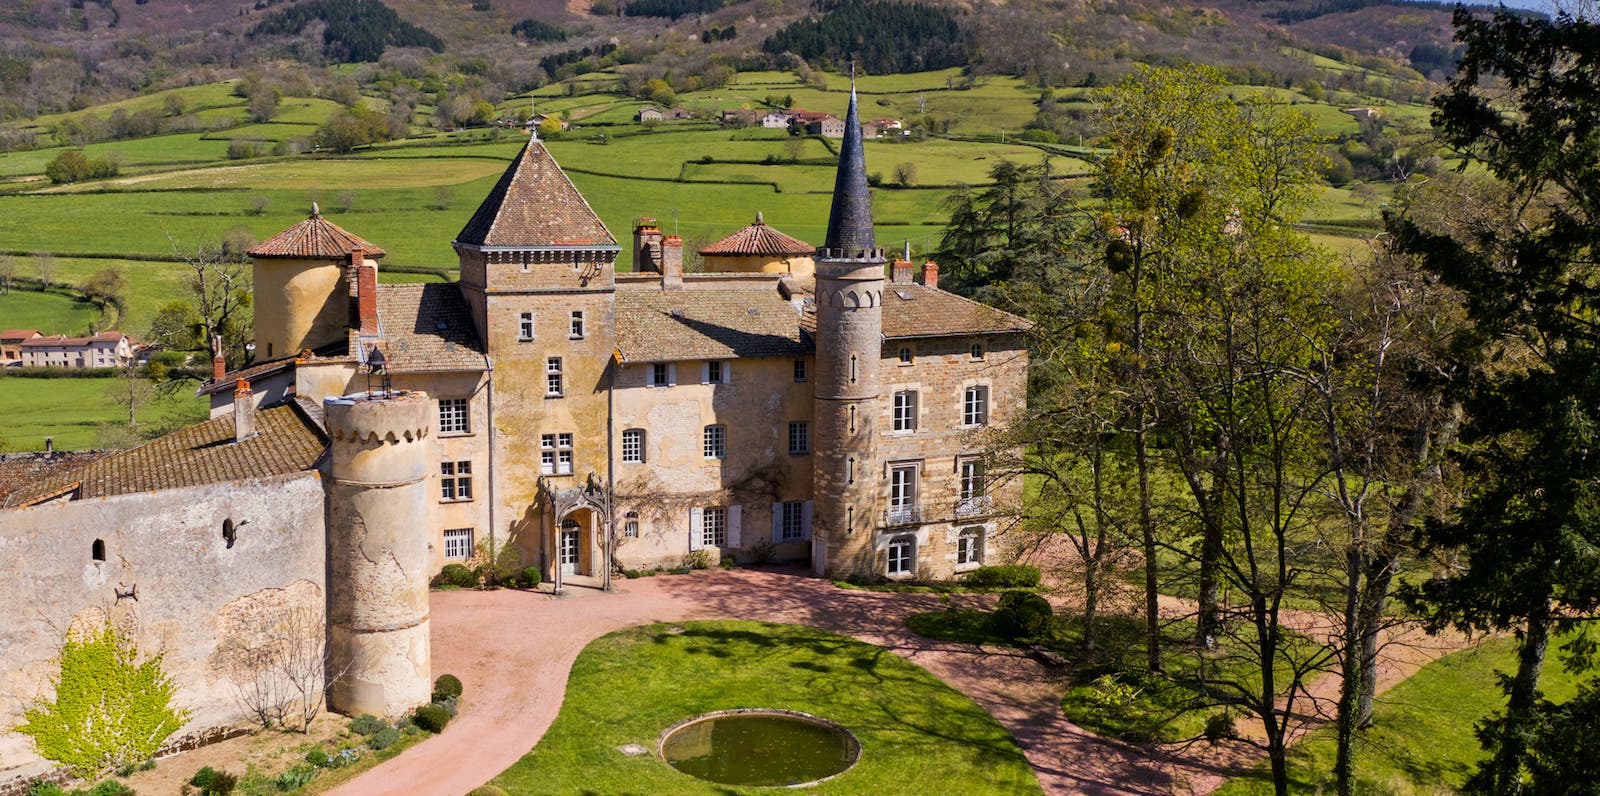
[812,82,887,578]
[324,390,432,719]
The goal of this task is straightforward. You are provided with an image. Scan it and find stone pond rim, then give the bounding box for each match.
[657,708,862,788]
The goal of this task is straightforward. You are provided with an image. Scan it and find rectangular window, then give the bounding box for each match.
[704,360,726,384]
[540,433,574,475]
[570,311,585,339]
[957,528,983,566]
[625,519,639,538]
[622,428,645,463]
[438,398,469,435]
[887,536,914,576]
[546,357,564,397]
[702,506,727,546]
[649,362,674,387]
[963,386,989,427]
[443,528,474,560]
[704,424,726,459]
[793,359,808,382]
[779,501,805,541]
[888,464,918,524]
[787,421,810,455]
[518,312,535,341]
[440,461,473,502]
[960,459,986,500]
[892,390,918,432]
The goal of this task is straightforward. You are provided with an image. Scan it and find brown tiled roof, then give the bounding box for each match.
[3,401,327,507]
[615,280,810,362]
[197,353,304,396]
[20,332,130,347]
[355,284,486,373]
[249,211,387,259]
[455,140,616,248]
[699,215,814,257]
[880,283,1032,339]
[0,451,108,503]
[2,329,41,342]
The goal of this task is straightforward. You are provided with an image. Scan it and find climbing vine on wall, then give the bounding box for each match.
[14,619,190,777]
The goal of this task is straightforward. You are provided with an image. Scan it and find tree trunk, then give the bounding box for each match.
[1197,434,1227,650]
[1355,555,1396,727]
[1136,414,1160,672]
[1490,605,1551,796]
[1334,542,1365,796]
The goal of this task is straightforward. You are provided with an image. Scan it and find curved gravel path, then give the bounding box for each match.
[326,565,1460,796]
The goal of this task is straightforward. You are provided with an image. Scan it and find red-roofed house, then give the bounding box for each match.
[18,331,136,368]
[1,329,41,365]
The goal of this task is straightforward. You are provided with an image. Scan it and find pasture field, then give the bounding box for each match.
[0,375,208,451]
[0,289,104,335]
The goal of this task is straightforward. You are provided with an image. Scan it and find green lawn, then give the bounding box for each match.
[1213,636,1591,795]
[0,375,207,451]
[490,620,1042,795]
[0,289,104,335]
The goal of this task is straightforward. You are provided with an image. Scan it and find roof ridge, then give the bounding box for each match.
[454,139,616,248]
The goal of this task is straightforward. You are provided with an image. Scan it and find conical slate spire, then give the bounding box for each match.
[821,80,878,256]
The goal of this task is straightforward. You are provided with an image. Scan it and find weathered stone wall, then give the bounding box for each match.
[0,472,327,776]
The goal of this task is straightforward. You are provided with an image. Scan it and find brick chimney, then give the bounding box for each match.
[633,221,663,274]
[891,257,913,284]
[662,235,684,289]
[919,259,939,291]
[211,334,226,381]
[356,261,379,334]
[234,379,256,442]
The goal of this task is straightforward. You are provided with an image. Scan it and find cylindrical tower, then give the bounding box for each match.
[325,390,432,719]
[812,81,887,579]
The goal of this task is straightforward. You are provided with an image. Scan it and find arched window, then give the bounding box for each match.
[957,527,983,566]
[91,539,106,562]
[624,511,640,539]
[887,535,914,576]
[222,519,237,549]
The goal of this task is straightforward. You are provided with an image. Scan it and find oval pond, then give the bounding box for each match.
[660,710,860,787]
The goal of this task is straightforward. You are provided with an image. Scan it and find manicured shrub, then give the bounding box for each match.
[367,727,402,751]
[413,703,452,733]
[433,563,477,588]
[963,565,1041,588]
[349,714,388,736]
[432,673,463,701]
[992,591,1053,639]
[516,566,541,588]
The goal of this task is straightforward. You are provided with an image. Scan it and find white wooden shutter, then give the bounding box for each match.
[701,362,711,384]
[667,363,677,386]
[771,502,783,543]
[801,500,814,540]
[689,507,704,551]
[721,362,732,384]
[728,505,742,548]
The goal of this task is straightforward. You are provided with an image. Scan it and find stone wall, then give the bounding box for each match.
[0,472,327,777]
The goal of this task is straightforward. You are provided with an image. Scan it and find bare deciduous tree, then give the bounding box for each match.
[168,234,252,368]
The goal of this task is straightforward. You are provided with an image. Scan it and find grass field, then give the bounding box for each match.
[0,289,104,335]
[0,375,208,451]
[1213,636,1591,795]
[490,620,1042,795]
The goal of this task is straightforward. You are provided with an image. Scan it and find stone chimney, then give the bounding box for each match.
[356,261,379,335]
[890,257,913,284]
[633,221,663,274]
[211,334,226,381]
[919,260,939,291]
[234,379,256,442]
[661,235,684,289]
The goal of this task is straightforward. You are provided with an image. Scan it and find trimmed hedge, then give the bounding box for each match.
[993,591,1053,640]
[432,673,463,701]
[414,703,452,733]
[432,563,477,588]
[963,565,1041,588]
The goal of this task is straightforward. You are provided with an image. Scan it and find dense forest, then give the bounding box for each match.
[510,18,567,42]
[623,0,730,20]
[249,0,444,63]
[762,0,966,74]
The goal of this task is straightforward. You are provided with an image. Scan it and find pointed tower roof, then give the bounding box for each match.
[249,207,386,259]
[455,139,616,248]
[821,79,877,257]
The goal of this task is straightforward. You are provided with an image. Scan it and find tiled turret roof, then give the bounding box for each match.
[698,213,814,257]
[455,140,616,248]
[248,209,386,259]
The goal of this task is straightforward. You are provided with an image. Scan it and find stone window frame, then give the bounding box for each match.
[701,506,728,547]
[438,397,470,435]
[778,501,806,541]
[518,312,536,341]
[898,346,914,366]
[887,461,921,524]
[892,389,919,433]
[962,384,990,428]
[546,357,564,398]
[956,526,984,569]
[440,460,474,502]
[887,534,915,577]
[570,310,585,340]
[970,342,985,360]
[540,433,574,475]
[621,428,645,463]
[443,528,474,560]
[787,421,810,455]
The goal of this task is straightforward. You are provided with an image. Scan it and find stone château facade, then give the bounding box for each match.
[0,87,1029,781]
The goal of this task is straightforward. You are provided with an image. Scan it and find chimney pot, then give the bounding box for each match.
[920,259,940,291]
